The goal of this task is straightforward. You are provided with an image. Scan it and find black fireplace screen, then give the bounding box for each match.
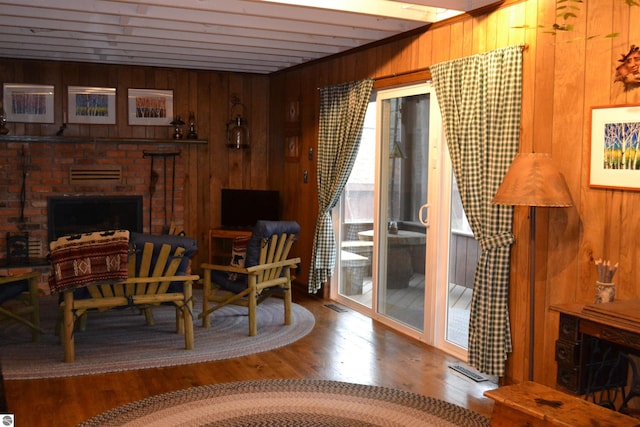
[47,196,143,242]
[6,232,29,265]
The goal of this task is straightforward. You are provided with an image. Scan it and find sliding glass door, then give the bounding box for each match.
[332,82,477,359]
[375,86,432,332]
[332,83,440,339]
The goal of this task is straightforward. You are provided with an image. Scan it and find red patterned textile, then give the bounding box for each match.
[48,230,130,294]
[228,235,250,281]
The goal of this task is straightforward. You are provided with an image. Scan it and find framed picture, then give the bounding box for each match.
[285,99,300,123]
[127,88,173,126]
[590,104,640,190]
[2,83,54,123]
[67,86,116,124]
[285,135,299,161]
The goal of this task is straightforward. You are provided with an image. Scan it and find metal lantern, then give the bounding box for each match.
[226,97,249,149]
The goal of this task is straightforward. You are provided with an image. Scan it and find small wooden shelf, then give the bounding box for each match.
[0,135,208,145]
[208,228,252,264]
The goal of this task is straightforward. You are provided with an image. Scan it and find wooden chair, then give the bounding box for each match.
[0,272,44,342]
[199,220,301,336]
[52,232,199,363]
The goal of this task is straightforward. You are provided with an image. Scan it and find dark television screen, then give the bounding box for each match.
[221,189,279,229]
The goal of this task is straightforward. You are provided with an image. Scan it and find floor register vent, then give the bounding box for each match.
[448,365,488,382]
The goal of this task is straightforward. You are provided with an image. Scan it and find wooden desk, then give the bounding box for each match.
[485,381,639,426]
[550,302,640,396]
[208,228,252,264]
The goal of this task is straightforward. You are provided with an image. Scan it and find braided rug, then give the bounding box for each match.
[0,290,314,379]
[77,379,489,427]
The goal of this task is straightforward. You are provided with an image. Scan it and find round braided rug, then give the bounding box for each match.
[0,291,315,380]
[77,379,489,427]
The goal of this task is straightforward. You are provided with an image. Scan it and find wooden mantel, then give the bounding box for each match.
[0,135,208,145]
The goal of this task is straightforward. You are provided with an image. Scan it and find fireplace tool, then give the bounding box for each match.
[161,154,178,234]
[143,150,180,234]
[19,145,30,223]
[149,168,158,232]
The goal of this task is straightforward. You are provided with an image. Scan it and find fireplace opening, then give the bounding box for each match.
[47,196,143,242]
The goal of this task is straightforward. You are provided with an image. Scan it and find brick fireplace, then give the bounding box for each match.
[0,138,187,266]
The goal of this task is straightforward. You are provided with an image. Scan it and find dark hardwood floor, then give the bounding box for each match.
[2,288,497,426]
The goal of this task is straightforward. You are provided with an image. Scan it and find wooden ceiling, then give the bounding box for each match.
[0,0,500,74]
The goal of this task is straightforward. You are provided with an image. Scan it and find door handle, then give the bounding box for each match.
[419,203,430,227]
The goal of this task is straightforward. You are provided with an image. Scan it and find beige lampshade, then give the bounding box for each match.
[493,153,573,207]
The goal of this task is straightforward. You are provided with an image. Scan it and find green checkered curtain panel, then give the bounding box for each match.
[308,79,374,293]
[431,46,522,376]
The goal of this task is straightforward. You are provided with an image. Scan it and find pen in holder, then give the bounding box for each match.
[594,258,618,304]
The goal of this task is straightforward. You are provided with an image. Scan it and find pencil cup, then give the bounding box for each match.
[594,281,615,304]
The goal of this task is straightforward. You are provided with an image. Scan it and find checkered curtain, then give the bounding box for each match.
[308,79,374,293]
[430,46,522,376]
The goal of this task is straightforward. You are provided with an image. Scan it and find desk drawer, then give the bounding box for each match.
[555,340,580,365]
[559,313,580,341]
[581,319,640,352]
[556,364,581,394]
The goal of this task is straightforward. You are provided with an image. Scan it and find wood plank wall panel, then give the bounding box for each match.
[4,0,640,386]
[0,59,270,273]
[299,69,321,286]
[268,72,285,194]
[228,74,248,189]
[250,77,270,189]
[280,64,319,285]
[450,21,465,60]
[189,72,210,246]
[508,3,535,384]
[271,0,640,386]
[567,0,604,328]
[527,0,640,386]
[584,0,617,305]
[279,68,304,269]
[208,72,229,232]
[622,3,640,306]
[518,0,546,385]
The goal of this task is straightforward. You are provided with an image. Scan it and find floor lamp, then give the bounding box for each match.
[492,153,573,381]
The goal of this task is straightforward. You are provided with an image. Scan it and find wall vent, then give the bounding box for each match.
[29,239,42,258]
[70,166,122,184]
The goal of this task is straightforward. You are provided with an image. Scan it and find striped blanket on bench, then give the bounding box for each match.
[48,230,130,294]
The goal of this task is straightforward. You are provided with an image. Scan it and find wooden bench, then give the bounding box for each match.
[52,232,199,363]
[484,381,639,426]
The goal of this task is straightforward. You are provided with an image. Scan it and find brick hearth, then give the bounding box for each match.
[0,138,187,266]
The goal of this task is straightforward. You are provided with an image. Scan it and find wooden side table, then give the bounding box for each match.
[0,271,43,342]
[208,228,252,264]
[484,381,639,426]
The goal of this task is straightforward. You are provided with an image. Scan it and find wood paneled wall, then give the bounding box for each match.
[3,0,640,386]
[0,59,271,271]
[271,0,640,385]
